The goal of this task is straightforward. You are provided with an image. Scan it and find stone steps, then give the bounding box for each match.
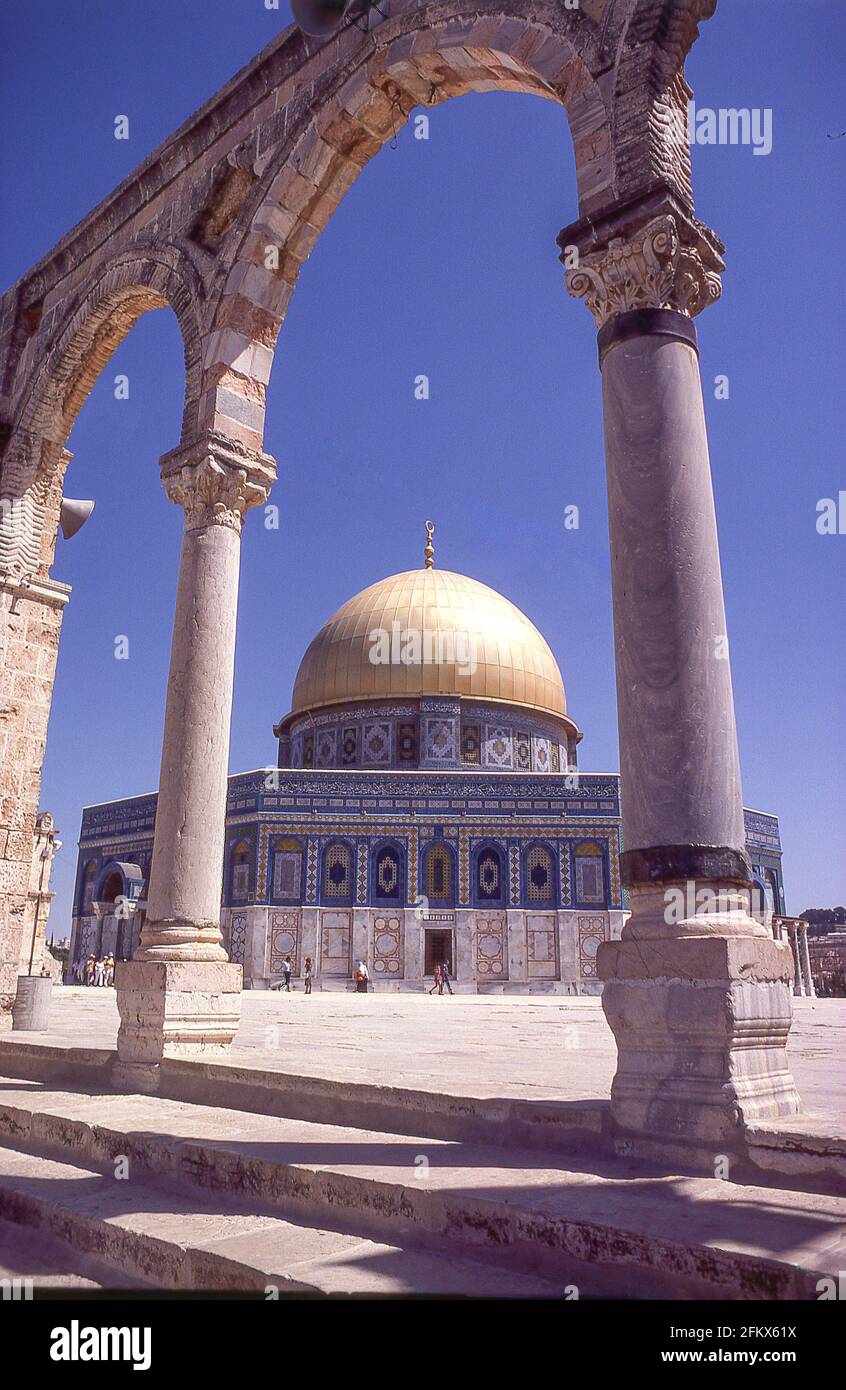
[0,1075,844,1298]
[0,1143,558,1296]
[0,1215,130,1290]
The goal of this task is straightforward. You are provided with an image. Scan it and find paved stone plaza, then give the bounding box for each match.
[1,990,845,1298]
[12,988,845,1121]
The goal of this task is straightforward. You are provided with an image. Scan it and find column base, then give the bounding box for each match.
[114,959,242,1087]
[598,934,801,1145]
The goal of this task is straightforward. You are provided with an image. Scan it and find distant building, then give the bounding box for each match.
[807,931,846,997]
[68,547,787,994]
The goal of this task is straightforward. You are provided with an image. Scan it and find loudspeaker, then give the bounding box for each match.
[292,0,353,38]
[59,497,95,540]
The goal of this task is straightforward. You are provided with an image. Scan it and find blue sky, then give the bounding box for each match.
[0,0,843,927]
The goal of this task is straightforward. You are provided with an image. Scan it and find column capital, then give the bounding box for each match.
[560,193,724,329]
[159,432,276,532]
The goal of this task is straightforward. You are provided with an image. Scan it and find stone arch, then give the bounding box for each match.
[15,246,204,446]
[612,0,717,210]
[198,4,613,448]
[0,246,205,574]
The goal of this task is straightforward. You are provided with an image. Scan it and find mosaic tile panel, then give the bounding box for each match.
[341,727,358,766]
[362,722,391,765]
[484,725,513,769]
[533,737,551,772]
[476,914,507,978]
[306,840,318,903]
[578,914,609,978]
[356,842,368,904]
[508,843,521,906]
[396,722,418,764]
[315,728,337,768]
[269,909,301,974]
[424,717,457,762]
[515,732,531,771]
[373,914,403,976]
[526,912,558,979]
[459,830,470,905]
[320,910,352,976]
[226,912,247,967]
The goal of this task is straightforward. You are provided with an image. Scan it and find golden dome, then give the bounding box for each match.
[290,567,568,719]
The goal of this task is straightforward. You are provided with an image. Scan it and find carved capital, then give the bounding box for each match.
[565,214,722,328]
[160,432,276,532]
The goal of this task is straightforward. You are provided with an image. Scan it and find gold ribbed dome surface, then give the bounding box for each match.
[291,568,567,718]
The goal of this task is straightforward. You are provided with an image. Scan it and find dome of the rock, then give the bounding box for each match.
[290,566,568,719]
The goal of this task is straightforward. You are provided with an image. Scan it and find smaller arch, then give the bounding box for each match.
[0,246,207,579]
[524,841,557,907]
[572,839,608,907]
[321,839,354,905]
[372,839,405,906]
[473,842,506,908]
[77,859,98,915]
[228,838,252,903]
[92,859,144,907]
[422,841,456,908]
[270,835,305,902]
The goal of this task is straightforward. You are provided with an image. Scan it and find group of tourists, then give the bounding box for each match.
[70,955,115,987]
[270,957,454,994]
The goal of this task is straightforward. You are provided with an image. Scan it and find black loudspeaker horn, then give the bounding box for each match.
[59,497,95,540]
[292,0,354,38]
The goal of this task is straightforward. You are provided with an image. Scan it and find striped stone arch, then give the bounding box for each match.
[198,0,716,451]
[0,247,205,573]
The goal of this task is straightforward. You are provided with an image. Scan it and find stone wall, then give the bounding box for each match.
[224,903,626,994]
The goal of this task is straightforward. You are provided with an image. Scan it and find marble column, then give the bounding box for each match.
[789,925,805,998]
[115,432,275,1085]
[562,200,800,1144]
[799,925,816,998]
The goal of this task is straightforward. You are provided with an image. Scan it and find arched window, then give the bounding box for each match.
[230,841,251,901]
[526,844,555,904]
[373,843,402,903]
[78,860,97,914]
[574,841,606,905]
[476,845,505,904]
[424,844,454,906]
[272,837,304,901]
[322,841,353,901]
[99,870,123,906]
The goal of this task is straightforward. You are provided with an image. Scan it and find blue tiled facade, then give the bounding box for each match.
[70,768,784,948]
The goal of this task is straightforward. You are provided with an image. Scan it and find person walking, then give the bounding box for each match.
[354,961,369,993]
[440,960,454,995]
[104,955,115,987]
[93,957,105,987]
[303,956,313,995]
[84,956,95,986]
[281,956,292,992]
[429,963,443,996]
